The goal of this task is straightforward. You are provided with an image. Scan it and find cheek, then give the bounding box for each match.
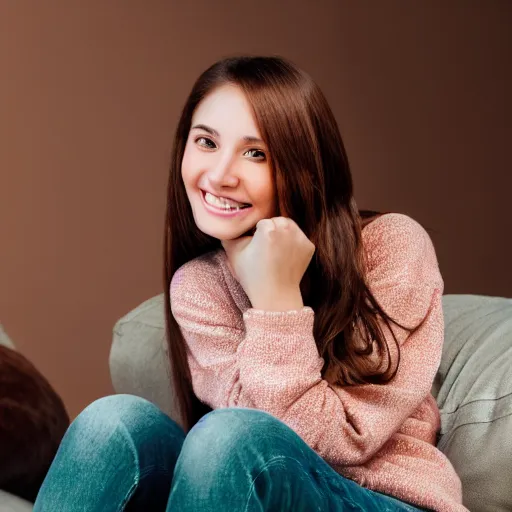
[250,177,276,212]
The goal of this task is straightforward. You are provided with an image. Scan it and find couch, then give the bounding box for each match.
[110,294,512,512]
[2,294,510,511]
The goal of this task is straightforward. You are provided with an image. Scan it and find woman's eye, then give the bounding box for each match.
[245,149,266,160]
[196,136,216,149]
[195,137,265,160]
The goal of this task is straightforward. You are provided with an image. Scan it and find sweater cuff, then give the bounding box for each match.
[243,306,315,327]
[242,306,316,348]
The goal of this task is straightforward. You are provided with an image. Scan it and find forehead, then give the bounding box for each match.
[192,85,261,136]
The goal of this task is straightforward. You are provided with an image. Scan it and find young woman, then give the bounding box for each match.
[34,56,467,511]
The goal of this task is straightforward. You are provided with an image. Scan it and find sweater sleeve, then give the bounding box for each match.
[170,214,444,466]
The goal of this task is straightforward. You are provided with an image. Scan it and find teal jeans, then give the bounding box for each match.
[34,394,429,511]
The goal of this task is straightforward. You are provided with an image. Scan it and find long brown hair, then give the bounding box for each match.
[164,56,420,432]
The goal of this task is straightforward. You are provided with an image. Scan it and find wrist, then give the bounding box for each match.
[250,288,304,312]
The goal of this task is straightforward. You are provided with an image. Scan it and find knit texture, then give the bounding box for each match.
[170,213,467,512]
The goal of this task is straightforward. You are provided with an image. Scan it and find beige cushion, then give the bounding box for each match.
[437,294,512,512]
[0,490,33,512]
[109,295,180,423]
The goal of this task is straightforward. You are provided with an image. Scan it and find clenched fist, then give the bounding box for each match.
[221,217,315,311]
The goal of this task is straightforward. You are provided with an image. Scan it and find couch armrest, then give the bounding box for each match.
[109,295,183,426]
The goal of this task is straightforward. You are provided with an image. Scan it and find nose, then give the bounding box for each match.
[206,151,239,189]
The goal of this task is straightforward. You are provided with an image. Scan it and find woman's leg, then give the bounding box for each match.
[167,407,426,512]
[34,394,185,512]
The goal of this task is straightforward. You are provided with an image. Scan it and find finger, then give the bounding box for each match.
[272,217,291,230]
[256,218,276,233]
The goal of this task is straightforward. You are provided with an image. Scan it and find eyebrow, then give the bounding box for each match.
[191,124,264,144]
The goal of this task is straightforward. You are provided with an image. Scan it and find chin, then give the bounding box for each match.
[197,225,252,241]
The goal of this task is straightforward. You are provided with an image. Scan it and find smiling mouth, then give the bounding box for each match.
[200,189,252,209]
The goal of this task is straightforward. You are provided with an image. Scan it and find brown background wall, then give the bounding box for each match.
[1,1,510,419]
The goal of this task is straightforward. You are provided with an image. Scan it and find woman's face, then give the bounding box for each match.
[181,84,277,241]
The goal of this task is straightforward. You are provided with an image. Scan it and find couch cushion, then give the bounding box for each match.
[437,294,512,512]
[0,490,33,512]
[110,295,179,422]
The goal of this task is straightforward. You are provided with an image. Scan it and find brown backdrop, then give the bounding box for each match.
[1,1,510,418]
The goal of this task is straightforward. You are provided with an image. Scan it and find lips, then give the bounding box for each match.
[201,189,251,208]
[199,188,254,218]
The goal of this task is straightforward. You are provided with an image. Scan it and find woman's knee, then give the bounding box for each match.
[66,394,184,454]
[74,394,162,428]
[180,407,299,467]
[169,408,325,509]
[191,407,280,439]
[35,396,184,510]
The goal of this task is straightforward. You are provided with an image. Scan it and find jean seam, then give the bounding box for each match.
[118,482,138,512]
[116,419,141,512]
[242,455,363,512]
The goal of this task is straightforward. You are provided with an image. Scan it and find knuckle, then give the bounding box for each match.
[257,219,272,229]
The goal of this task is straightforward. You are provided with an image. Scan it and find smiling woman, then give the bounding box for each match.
[180,84,276,240]
[33,56,466,512]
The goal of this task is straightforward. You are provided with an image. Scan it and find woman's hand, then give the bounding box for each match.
[221,217,315,311]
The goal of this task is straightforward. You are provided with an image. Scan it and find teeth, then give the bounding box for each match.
[204,191,246,210]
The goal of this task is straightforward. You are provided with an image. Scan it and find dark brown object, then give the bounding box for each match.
[0,345,70,502]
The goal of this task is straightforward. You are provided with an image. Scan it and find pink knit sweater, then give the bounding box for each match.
[170,213,467,512]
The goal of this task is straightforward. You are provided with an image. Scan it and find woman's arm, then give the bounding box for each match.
[171,214,443,466]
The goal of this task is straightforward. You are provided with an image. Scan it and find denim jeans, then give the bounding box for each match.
[34,394,429,511]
